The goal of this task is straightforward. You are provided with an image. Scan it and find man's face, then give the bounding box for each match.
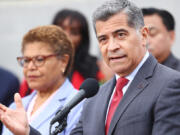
[96,12,147,77]
[144,14,175,63]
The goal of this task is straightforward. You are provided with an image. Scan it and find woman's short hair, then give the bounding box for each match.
[22,25,74,76]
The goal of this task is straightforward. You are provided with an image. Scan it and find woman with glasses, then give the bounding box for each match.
[19,9,113,97]
[2,25,83,135]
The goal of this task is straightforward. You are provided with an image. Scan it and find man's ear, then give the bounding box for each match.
[168,30,175,47]
[141,26,149,47]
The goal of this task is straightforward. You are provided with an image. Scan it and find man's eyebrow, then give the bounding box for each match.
[97,34,106,39]
[113,29,128,34]
[97,29,128,39]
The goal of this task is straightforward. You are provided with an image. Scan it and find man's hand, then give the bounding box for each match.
[0,93,30,135]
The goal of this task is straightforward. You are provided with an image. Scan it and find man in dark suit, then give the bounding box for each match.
[1,0,180,135]
[0,67,19,134]
[142,8,180,71]
[70,0,180,134]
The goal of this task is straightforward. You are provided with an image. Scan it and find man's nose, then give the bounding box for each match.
[108,37,120,51]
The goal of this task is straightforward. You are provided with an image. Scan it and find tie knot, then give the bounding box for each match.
[116,77,129,91]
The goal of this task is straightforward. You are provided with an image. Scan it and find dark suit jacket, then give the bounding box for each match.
[162,53,180,71]
[70,55,180,135]
[0,67,19,134]
[29,127,41,135]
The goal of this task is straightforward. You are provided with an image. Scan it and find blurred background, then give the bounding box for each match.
[0,0,180,80]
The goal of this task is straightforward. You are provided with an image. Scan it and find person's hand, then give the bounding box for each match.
[0,93,30,135]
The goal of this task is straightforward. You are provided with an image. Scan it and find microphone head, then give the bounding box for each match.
[79,78,99,98]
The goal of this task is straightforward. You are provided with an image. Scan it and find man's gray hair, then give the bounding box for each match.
[92,0,144,32]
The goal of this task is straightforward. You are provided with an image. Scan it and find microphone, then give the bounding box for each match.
[50,78,99,125]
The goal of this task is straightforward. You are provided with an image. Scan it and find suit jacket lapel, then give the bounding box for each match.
[108,55,157,135]
[92,77,116,135]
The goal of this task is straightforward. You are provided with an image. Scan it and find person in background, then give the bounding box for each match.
[142,7,180,71]
[52,9,106,88]
[97,59,114,84]
[19,79,33,97]
[1,25,83,135]
[0,67,19,134]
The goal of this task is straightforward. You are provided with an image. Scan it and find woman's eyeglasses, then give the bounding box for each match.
[17,54,58,68]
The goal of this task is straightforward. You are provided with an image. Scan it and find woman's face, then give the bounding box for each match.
[23,42,68,92]
[60,17,82,49]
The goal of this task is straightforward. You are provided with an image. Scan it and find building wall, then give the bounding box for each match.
[0,0,179,79]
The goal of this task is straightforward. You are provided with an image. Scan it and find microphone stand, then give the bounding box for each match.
[49,109,68,135]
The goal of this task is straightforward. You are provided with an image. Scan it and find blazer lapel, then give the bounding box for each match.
[30,79,74,129]
[95,77,116,135]
[108,55,157,135]
[30,89,66,128]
